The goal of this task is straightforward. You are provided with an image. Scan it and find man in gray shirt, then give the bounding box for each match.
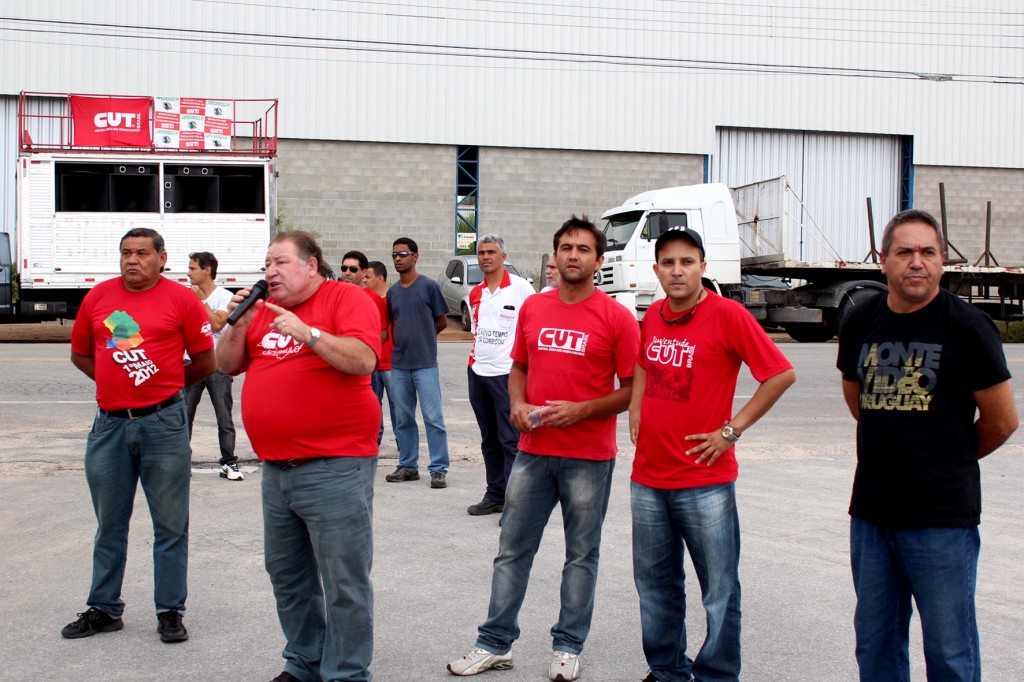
[385,237,451,488]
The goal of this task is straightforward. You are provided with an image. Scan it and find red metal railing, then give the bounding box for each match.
[18,91,277,155]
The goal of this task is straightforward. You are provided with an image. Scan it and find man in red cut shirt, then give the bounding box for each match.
[218,231,381,682]
[628,227,794,682]
[63,227,215,645]
[449,215,640,682]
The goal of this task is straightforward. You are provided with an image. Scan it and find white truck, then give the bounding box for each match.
[0,91,278,322]
[598,176,1024,341]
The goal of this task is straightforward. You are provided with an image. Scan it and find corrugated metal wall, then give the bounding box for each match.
[713,128,901,262]
[1,95,67,254]
[0,1,1021,168]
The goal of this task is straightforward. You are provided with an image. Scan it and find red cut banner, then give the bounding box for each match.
[71,96,152,147]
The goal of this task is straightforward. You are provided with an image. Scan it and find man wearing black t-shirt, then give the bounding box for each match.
[837,209,1018,682]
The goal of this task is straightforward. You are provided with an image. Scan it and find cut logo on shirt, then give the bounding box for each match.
[258,329,305,359]
[102,311,160,386]
[538,327,589,356]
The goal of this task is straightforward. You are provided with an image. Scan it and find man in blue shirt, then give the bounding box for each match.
[385,237,451,489]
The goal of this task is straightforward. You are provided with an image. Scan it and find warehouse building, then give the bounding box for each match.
[2,1,1022,280]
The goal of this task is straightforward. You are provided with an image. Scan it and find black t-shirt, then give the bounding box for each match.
[836,290,1010,528]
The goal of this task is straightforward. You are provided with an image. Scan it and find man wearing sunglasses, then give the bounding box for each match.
[627,227,795,682]
[340,250,369,287]
[385,238,451,488]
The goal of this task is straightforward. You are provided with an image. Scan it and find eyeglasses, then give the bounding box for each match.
[341,266,361,273]
[658,290,705,326]
[391,251,414,259]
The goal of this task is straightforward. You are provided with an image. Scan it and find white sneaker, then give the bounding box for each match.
[549,650,580,681]
[447,647,513,676]
[220,462,244,481]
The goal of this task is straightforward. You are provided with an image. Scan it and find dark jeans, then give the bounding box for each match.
[631,481,742,682]
[476,453,615,656]
[371,369,398,450]
[263,456,377,682]
[185,370,237,465]
[84,397,191,617]
[467,368,519,504]
[851,517,981,682]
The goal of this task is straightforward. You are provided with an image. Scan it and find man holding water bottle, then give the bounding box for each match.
[448,215,639,682]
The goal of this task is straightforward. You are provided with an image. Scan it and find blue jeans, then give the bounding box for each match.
[185,370,237,465]
[263,456,376,682]
[631,481,742,682]
[391,367,449,474]
[476,452,615,656]
[370,369,398,450]
[851,517,981,682]
[83,396,191,617]
[467,368,519,504]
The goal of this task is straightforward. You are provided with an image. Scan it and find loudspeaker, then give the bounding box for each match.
[109,173,158,212]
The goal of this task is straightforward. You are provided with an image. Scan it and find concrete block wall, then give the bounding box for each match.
[914,166,1024,267]
[480,147,705,283]
[275,139,456,279]
[275,139,704,284]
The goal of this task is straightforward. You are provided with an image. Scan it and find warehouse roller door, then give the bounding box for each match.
[712,128,907,262]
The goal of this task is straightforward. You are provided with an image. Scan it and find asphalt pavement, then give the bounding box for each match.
[1,338,1023,681]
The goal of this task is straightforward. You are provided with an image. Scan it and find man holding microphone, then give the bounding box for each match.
[218,231,381,682]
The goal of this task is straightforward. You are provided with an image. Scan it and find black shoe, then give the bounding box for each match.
[467,498,504,515]
[157,609,189,643]
[430,472,447,489]
[270,673,303,682]
[61,607,124,639]
[385,467,420,482]
[641,673,657,682]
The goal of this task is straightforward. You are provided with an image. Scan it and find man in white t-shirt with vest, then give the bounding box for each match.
[466,234,535,516]
[185,251,242,480]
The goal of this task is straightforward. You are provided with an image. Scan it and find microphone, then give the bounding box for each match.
[226,280,269,326]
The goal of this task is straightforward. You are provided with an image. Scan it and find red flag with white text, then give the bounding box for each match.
[71,96,152,147]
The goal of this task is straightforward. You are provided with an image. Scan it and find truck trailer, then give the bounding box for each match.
[0,91,278,322]
[598,176,1024,341]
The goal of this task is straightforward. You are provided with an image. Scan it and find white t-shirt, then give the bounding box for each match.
[203,286,234,346]
[468,272,534,377]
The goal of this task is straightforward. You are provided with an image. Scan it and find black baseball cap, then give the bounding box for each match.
[654,226,705,261]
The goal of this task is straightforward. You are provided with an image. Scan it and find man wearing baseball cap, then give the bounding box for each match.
[628,226,795,682]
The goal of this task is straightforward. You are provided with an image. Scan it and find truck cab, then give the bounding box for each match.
[599,183,741,321]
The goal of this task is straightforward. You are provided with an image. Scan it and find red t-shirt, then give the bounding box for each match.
[364,286,393,371]
[239,281,382,460]
[633,293,793,489]
[511,288,640,460]
[71,277,214,410]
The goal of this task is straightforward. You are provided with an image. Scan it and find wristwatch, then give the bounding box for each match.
[721,421,740,443]
[307,327,322,348]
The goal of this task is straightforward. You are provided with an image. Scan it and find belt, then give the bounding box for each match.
[100,391,184,420]
[266,457,323,469]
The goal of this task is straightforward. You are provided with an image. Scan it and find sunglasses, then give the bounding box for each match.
[391,251,414,259]
[658,290,705,326]
[341,266,361,273]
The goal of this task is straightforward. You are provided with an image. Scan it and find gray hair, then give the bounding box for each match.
[880,209,942,256]
[478,234,506,255]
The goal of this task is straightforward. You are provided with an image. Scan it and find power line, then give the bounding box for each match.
[0,14,1020,84]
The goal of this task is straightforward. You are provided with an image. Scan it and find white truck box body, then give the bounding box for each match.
[17,153,273,291]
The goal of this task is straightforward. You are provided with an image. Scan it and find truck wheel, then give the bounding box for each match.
[461,304,472,332]
[839,287,882,327]
[783,322,836,343]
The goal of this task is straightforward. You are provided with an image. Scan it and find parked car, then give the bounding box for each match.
[437,256,530,331]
